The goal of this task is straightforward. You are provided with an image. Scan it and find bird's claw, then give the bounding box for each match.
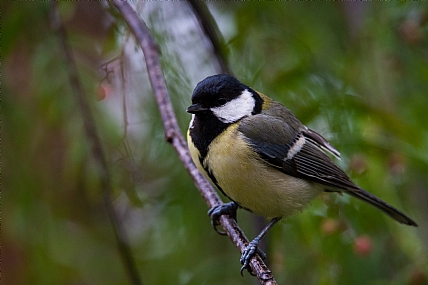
[208,202,238,235]
[239,239,266,276]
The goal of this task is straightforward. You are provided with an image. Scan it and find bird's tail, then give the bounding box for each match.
[346,188,418,227]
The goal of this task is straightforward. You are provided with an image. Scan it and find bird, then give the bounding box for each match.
[186,74,417,274]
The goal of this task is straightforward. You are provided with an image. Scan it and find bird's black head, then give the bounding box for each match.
[187,74,263,123]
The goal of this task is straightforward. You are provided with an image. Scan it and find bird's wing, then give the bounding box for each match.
[238,114,418,226]
[238,114,359,191]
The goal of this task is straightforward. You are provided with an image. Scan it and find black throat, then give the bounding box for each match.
[189,114,229,160]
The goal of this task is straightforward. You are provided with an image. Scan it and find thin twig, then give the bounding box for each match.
[188,0,232,75]
[50,3,142,285]
[111,2,277,284]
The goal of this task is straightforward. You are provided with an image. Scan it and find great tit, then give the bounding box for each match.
[186,74,417,274]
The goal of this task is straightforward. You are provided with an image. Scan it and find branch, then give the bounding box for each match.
[111,2,277,284]
[188,1,232,75]
[50,3,142,285]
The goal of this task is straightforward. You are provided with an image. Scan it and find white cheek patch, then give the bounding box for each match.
[286,135,306,160]
[189,114,195,129]
[211,89,255,123]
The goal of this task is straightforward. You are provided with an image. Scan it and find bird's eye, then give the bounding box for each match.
[217,97,227,105]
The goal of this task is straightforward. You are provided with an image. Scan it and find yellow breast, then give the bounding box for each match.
[188,124,323,219]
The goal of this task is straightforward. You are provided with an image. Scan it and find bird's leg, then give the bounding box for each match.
[240,217,281,276]
[208,201,239,235]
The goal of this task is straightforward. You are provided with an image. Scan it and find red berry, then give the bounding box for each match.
[96,83,113,101]
[353,235,372,256]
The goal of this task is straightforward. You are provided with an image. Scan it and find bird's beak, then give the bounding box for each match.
[186,103,208,114]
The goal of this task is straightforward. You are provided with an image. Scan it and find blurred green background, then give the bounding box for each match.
[3,2,428,285]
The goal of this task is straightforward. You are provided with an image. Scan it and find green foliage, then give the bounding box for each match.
[4,1,428,285]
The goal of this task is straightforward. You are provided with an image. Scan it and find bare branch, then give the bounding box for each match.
[111,2,277,284]
[50,3,142,285]
[188,1,232,75]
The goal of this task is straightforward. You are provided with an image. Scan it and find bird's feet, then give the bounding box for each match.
[239,238,266,276]
[208,202,238,235]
